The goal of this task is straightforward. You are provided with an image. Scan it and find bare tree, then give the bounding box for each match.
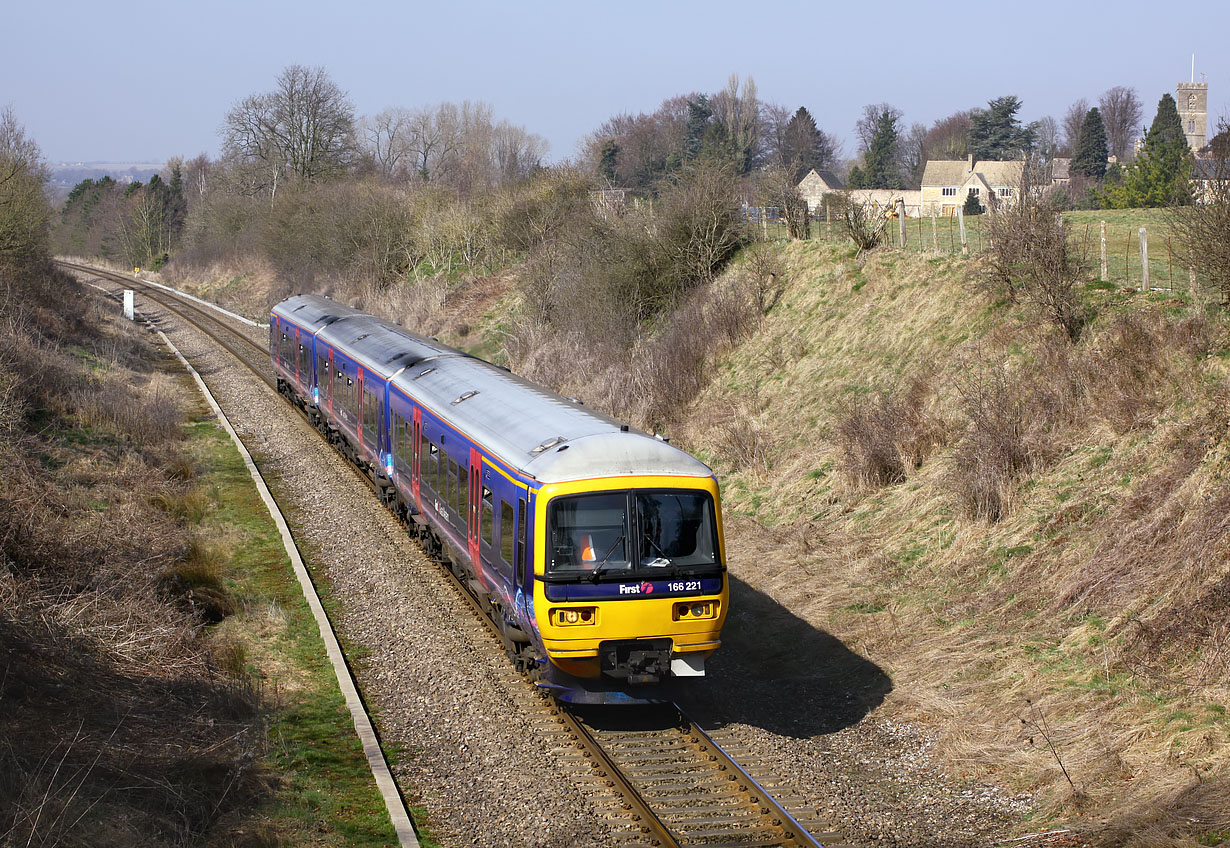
[900,122,928,188]
[1036,116,1060,162]
[360,107,415,179]
[710,74,762,173]
[1170,123,1230,304]
[924,111,972,160]
[0,106,50,265]
[1099,86,1144,161]
[221,65,357,197]
[403,103,461,182]
[856,103,904,153]
[1061,98,1089,156]
[492,120,547,183]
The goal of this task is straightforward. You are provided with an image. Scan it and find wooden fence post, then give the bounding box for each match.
[1139,227,1149,288]
[957,207,968,255]
[898,200,907,248]
[1100,221,1107,282]
[931,210,938,251]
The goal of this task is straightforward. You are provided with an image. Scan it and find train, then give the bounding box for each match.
[269,295,728,704]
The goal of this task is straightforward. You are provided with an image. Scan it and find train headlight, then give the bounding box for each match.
[551,607,597,627]
[674,601,718,621]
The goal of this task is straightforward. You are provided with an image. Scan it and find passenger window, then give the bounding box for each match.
[481,487,493,547]
[456,462,467,517]
[427,442,439,491]
[500,501,515,565]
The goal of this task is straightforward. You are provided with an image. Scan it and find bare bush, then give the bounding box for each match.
[949,356,1035,521]
[733,242,789,315]
[831,191,888,252]
[714,412,774,472]
[836,372,945,490]
[837,393,907,487]
[1169,141,1230,305]
[74,372,185,443]
[983,183,1092,340]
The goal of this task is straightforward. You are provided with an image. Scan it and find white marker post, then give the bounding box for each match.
[123,290,135,321]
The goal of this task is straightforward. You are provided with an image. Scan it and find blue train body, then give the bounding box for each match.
[269,295,728,703]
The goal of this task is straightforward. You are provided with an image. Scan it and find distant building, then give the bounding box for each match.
[796,169,845,213]
[1177,81,1209,150]
[846,189,923,217]
[1192,158,1230,204]
[1050,158,1071,186]
[920,155,1025,215]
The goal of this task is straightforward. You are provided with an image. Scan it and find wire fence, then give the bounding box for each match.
[750,207,1207,297]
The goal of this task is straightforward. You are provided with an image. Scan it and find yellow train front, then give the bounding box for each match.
[519,436,729,704]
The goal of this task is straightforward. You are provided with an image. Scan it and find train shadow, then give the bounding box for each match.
[672,574,892,738]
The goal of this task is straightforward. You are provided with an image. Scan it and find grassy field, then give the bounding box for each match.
[775,207,1211,300]
[185,413,429,846]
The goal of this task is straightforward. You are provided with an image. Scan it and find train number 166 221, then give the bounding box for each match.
[667,580,702,592]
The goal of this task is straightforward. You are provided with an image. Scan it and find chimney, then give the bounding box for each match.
[967,153,974,172]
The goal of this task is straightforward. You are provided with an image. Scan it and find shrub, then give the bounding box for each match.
[836,373,944,490]
[830,191,887,252]
[948,357,1034,521]
[982,194,1092,341]
[963,192,984,216]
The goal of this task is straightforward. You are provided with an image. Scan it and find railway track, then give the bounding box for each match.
[63,261,853,848]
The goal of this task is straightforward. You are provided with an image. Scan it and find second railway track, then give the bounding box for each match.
[64,261,853,848]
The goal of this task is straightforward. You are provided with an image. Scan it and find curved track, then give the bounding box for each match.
[63,262,852,848]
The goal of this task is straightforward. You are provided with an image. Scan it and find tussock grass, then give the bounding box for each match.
[682,237,1230,845]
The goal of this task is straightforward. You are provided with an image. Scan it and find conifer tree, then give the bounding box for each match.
[863,111,902,189]
[967,96,1038,161]
[1106,93,1191,207]
[1070,107,1108,179]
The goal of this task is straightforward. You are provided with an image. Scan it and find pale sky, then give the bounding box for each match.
[6,0,1229,165]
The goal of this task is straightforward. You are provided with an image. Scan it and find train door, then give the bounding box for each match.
[325,348,334,416]
[468,447,481,569]
[356,368,364,455]
[412,408,422,509]
[515,495,528,591]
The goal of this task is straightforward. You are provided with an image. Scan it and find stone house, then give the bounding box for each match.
[796,169,845,213]
[1050,158,1071,186]
[920,155,1025,215]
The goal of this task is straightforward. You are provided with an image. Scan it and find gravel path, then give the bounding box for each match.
[132,295,639,848]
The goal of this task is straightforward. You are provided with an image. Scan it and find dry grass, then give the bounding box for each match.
[678,238,1230,844]
[1,262,267,846]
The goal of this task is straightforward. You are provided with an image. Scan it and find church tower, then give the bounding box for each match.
[1176,81,1208,150]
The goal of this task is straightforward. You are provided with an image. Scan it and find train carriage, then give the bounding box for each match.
[270,294,728,704]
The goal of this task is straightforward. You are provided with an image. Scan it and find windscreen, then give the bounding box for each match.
[547,489,719,578]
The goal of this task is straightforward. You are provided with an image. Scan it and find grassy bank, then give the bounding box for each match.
[681,236,1230,846]
[185,416,412,845]
[0,261,423,846]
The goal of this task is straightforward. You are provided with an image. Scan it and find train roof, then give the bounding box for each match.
[271,294,366,334]
[273,295,714,486]
[393,355,711,485]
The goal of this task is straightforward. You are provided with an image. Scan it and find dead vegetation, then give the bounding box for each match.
[680,237,1230,846]
[0,262,269,846]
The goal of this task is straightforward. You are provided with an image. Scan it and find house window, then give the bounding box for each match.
[998,187,1013,198]
[968,187,980,196]
[942,187,957,196]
